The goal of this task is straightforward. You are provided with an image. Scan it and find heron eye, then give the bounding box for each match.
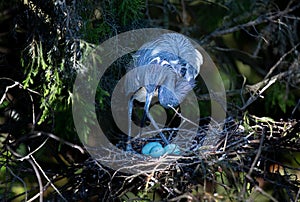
[180,68,187,77]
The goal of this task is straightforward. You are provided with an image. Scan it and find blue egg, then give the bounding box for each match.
[149,145,165,158]
[142,142,162,155]
[164,144,181,155]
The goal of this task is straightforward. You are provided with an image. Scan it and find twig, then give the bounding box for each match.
[247,126,265,177]
[0,77,40,97]
[168,105,199,127]
[6,166,28,201]
[26,158,43,202]
[295,188,300,202]
[201,3,300,44]
[264,43,300,79]
[29,154,67,201]
[17,138,49,161]
[240,68,299,111]
[0,82,18,104]
[169,194,198,202]
[291,99,300,119]
[252,186,279,202]
[32,131,85,154]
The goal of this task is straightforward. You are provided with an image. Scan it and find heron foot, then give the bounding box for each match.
[159,132,169,145]
[126,144,138,153]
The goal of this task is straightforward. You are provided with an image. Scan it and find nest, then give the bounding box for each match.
[82,115,300,201]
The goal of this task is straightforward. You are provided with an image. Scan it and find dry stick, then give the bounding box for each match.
[264,43,300,79]
[13,138,66,201]
[29,154,67,202]
[166,107,180,128]
[199,66,299,111]
[0,77,40,96]
[201,3,300,44]
[295,188,300,202]
[222,132,229,152]
[201,16,269,44]
[241,61,300,111]
[169,194,196,202]
[6,166,28,201]
[0,78,40,129]
[26,158,43,202]
[247,127,265,177]
[18,138,49,161]
[252,186,279,202]
[241,71,285,111]
[168,105,199,127]
[111,160,172,196]
[291,99,300,118]
[28,90,36,130]
[33,131,85,154]
[243,127,280,202]
[0,82,18,104]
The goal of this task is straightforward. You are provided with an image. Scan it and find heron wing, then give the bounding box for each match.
[132,33,203,81]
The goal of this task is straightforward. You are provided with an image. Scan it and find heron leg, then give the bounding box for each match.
[140,108,147,128]
[126,96,134,152]
[144,93,169,145]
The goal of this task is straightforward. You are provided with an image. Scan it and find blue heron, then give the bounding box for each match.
[125,33,203,152]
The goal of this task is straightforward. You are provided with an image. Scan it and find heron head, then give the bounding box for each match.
[158,77,195,108]
[158,86,180,108]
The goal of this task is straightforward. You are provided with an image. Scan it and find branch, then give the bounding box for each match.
[240,67,300,111]
[201,2,300,44]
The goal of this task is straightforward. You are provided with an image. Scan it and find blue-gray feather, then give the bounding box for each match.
[132,33,203,82]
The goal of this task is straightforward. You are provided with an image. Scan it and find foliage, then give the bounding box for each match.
[81,0,145,43]
[19,1,82,126]
[265,82,296,114]
[117,0,145,25]
[19,0,145,133]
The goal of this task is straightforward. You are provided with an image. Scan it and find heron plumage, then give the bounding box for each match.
[158,77,195,108]
[125,64,176,98]
[125,33,203,152]
[132,33,203,82]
